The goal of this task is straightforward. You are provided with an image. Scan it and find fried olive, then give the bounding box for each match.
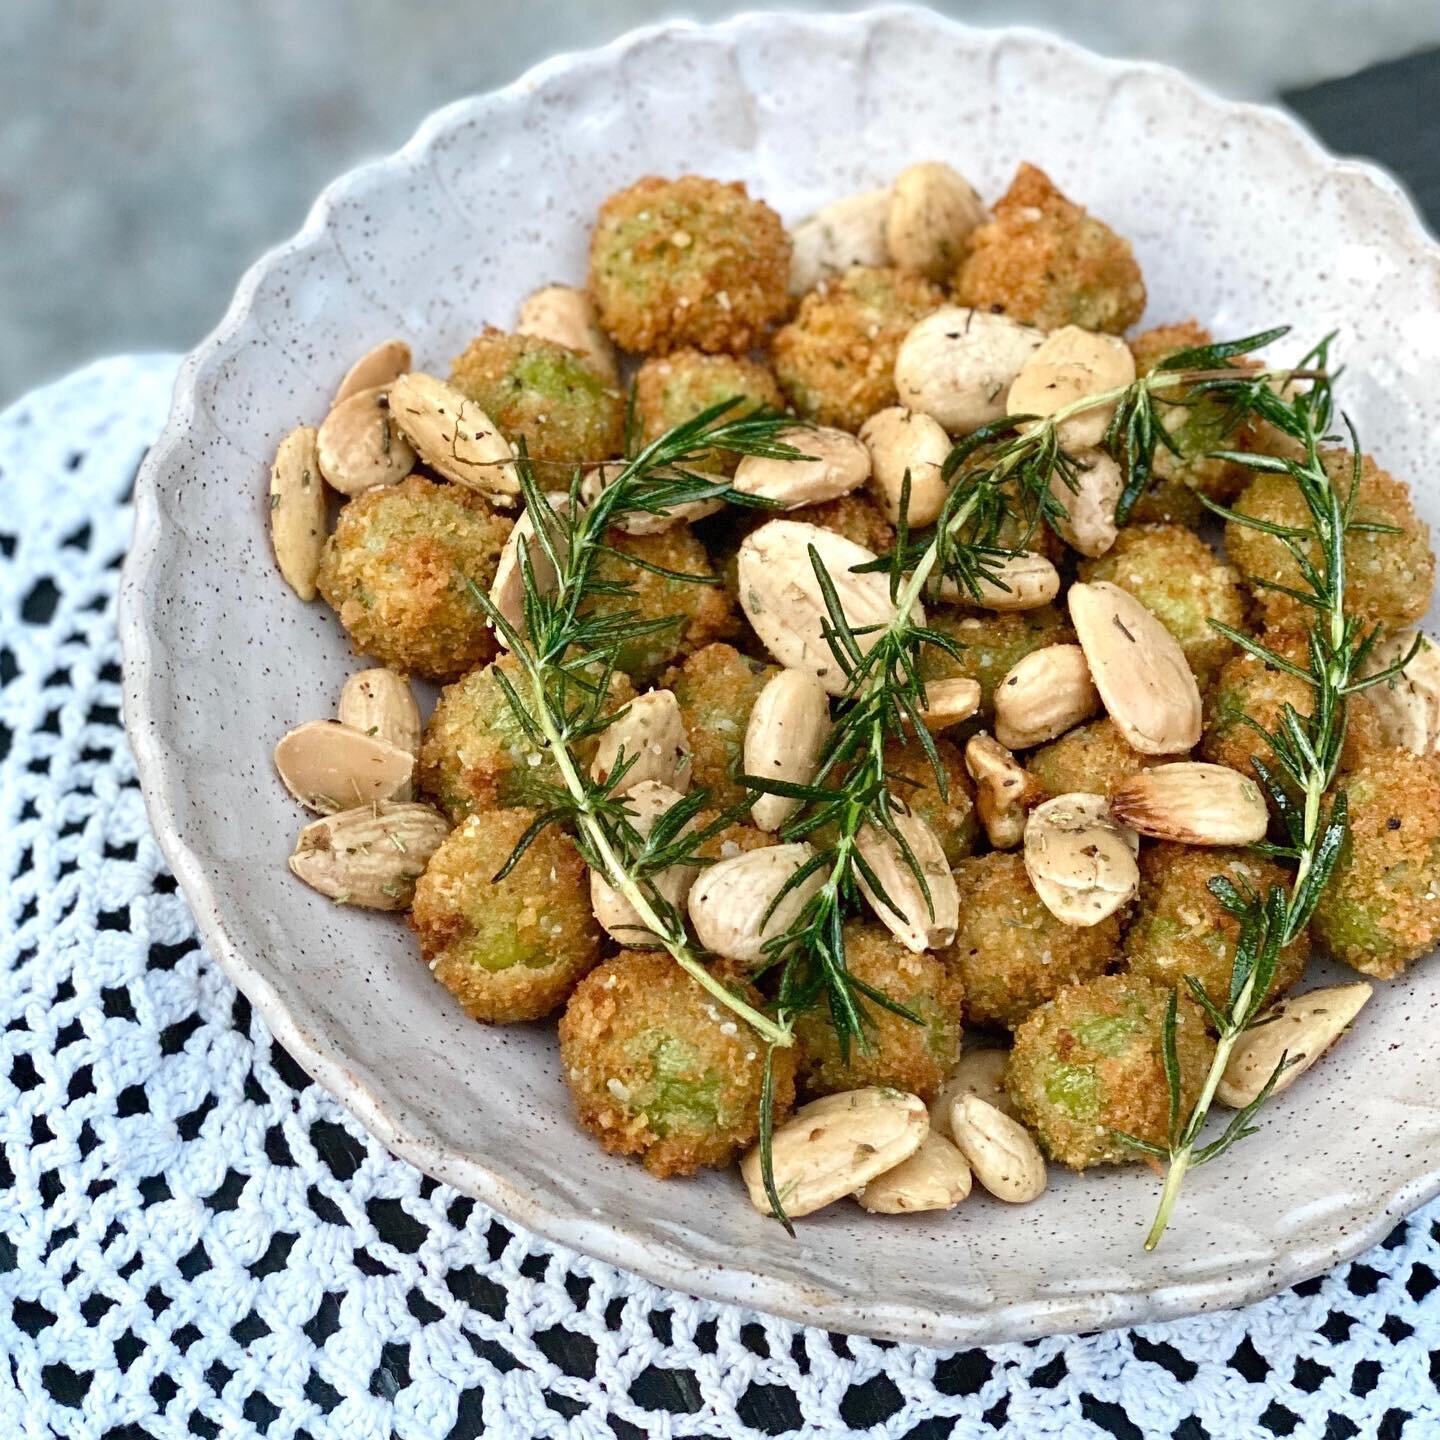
[1027,718,1165,798]
[634,350,783,475]
[1007,974,1214,1169]
[316,474,511,681]
[917,604,1074,719]
[794,921,964,1101]
[885,737,977,865]
[411,808,602,1023]
[772,266,944,431]
[944,851,1120,1031]
[558,948,796,1176]
[588,175,790,354]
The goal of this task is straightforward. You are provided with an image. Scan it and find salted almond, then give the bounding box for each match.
[732,426,870,509]
[1007,326,1136,450]
[274,719,414,814]
[788,188,892,296]
[316,384,416,496]
[516,284,619,384]
[333,339,412,406]
[994,644,1100,751]
[269,425,326,601]
[964,732,1040,849]
[941,551,1060,612]
[590,781,695,943]
[930,1049,1018,1132]
[895,307,1046,434]
[854,1131,972,1213]
[885,162,987,281]
[489,492,572,642]
[950,1094,1046,1203]
[744,670,832,832]
[387,372,518,503]
[688,843,825,965]
[917,677,982,733]
[859,406,951,527]
[289,801,448,910]
[1068,581,1202,754]
[591,690,693,795]
[1360,628,1440,755]
[737,520,922,695]
[856,811,958,952]
[740,1087,929,1218]
[1049,449,1122,558]
[337,668,421,764]
[1023,792,1139,927]
[580,461,724,534]
[1110,762,1268,846]
[1217,983,1373,1109]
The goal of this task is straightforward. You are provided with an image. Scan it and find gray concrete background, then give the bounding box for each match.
[4,0,1439,406]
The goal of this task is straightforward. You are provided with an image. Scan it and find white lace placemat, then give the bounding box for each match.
[2,356,1437,1440]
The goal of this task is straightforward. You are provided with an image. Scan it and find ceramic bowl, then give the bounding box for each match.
[120,7,1440,1345]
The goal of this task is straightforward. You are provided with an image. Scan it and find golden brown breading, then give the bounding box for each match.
[633,350,783,475]
[1027,718,1167,798]
[316,474,512,682]
[558,949,796,1177]
[884,737,977,865]
[588,175,791,354]
[955,163,1146,334]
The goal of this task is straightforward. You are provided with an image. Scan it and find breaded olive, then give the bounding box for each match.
[1129,321,1259,506]
[663,643,776,812]
[558,949,796,1177]
[588,175,791,355]
[794,921,964,1101]
[917,604,1074,719]
[955,163,1146,334]
[1079,523,1246,686]
[411,808,602,1023]
[580,526,738,685]
[1226,450,1434,630]
[885,737,977,865]
[1027,718,1165,799]
[1007,974,1215,1170]
[1312,748,1440,979]
[945,852,1121,1031]
[316,474,512,681]
[418,653,633,822]
[772,266,944,431]
[449,328,625,469]
[634,350,783,474]
[1124,844,1309,1011]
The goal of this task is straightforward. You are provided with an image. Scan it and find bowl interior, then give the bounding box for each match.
[122,8,1440,1345]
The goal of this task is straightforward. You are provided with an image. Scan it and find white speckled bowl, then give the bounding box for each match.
[120,7,1440,1345]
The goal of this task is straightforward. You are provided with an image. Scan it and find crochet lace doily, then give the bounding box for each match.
[1,356,1437,1440]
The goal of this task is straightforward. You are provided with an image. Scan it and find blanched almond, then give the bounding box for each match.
[1217,983,1373,1109]
[885,162,986,281]
[1049,449,1122,558]
[917,678,982,733]
[942,551,1060,612]
[1007,326,1136,451]
[333,339,412,407]
[950,1094,1046,1203]
[1068,581,1202,754]
[269,425,326,601]
[741,1087,929,1218]
[688,843,825,965]
[1023,792,1139,927]
[387,372,518,503]
[894,307,1046,434]
[274,720,415,814]
[737,520,922,695]
[591,690,693,795]
[580,461,724,534]
[856,811,958,952]
[994,644,1100,750]
[964,732,1040,849]
[744,670,832,832]
[860,406,952,527]
[1110,762,1268,846]
[788,188,892,296]
[316,384,417,496]
[1360,628,1440,755]
[854,1131,972,1213]
[289,802,448,910]
[516,285,619,384]
[337,668,421,765]
[590,781,695,943]
[930,1049,1018,1131]
[489,492,572,642]
[732,426,870,508]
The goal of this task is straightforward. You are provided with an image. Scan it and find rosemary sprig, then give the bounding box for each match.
[467,401,806,1049]
[1137,337,1414,1249]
